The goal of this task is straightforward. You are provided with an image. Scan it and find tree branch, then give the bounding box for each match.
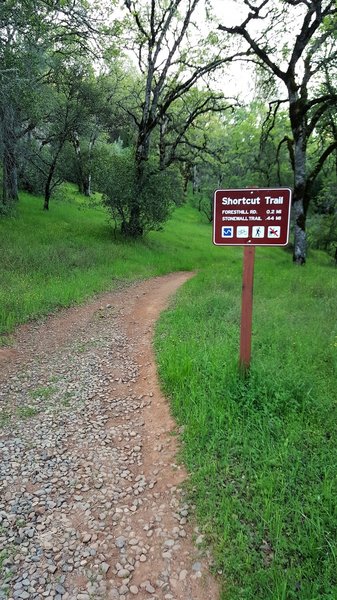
[306,140,337,195]
[218,0,286,81]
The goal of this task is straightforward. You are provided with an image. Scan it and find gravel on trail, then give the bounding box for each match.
[0,273,219,600]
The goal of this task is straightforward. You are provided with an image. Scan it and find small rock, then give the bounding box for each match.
[115,536,126,549]
[119,585,129,595]
[130,585,139,595]
[55,584,66,594]
[47,565,57,574]
[101,562,110,574]
[129,538,138,545]
[117,569,130,578]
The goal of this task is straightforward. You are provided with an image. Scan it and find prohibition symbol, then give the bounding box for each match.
[267,226,281,238]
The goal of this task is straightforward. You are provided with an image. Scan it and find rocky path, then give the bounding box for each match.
[0,273,219,600]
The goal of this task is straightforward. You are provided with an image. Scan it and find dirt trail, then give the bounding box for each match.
[0,273,219,600]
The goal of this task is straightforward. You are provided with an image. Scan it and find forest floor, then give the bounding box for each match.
[0,273,219,600]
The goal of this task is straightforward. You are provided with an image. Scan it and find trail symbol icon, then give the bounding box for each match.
[268,226,281,238]
[222,226,233,237]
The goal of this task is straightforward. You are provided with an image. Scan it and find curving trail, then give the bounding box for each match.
[0,273,219,600]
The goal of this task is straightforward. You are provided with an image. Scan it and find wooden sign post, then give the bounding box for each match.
[212,187,292,374]
[239,246,255,375]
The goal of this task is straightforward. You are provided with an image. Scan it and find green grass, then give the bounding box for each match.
[0,547,12,598]
[29,386,56,400]
[0,185,227,340]
[155,249,337,599]
[16,406,40,418]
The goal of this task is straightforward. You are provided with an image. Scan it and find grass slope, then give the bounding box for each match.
[0,187,227,339]
[155,250,337,600]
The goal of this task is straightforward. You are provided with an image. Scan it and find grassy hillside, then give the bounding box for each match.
[0,186,229,340]
[155,249,337,599]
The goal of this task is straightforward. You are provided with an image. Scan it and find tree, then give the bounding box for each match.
[100,145,183,234]
[116,0,245,236]
[19,61,94,208]
[0,0,107,211]
[71,68,139,197]
[183,103,291,221]
[218,0,337,263]
[0,0,45,210]
[159,101,234,216]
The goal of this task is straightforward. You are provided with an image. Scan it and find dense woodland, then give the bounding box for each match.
[1,0,337,263]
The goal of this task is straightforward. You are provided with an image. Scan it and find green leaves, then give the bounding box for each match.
[100,146,183,234]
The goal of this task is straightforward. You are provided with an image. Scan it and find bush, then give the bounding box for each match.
[17,138,68,198]
[307,213,337,259]
[188,188,213,222]
[100,146,183,234]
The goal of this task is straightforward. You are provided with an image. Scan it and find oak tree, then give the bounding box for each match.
[116,0,245,236]
[218,0,337,263]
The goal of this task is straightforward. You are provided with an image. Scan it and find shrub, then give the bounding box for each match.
[100,146,183,235]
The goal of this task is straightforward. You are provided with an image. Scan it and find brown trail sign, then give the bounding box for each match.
[213,188,291,247]
[212,188,292,374]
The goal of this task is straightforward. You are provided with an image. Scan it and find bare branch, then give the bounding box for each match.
[305,141,337,203]
[259,99,288,152]
[276,135,294,182]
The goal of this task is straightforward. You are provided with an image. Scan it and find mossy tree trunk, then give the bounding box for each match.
[1,104,19,210]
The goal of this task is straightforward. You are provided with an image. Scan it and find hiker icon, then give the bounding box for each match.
[252,226,265,238]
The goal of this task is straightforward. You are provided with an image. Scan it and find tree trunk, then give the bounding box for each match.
[73,131,97,197]
[43,139,65,210]
[83,132,97,197]
[123,204,143,237]
[44,159,57,210]
[83,173,91,197]
[292,198,307,264]
[123,131,150,237]
[159,117,168,170]
[182,164,190,197]
[73,133,85,194]
[192,165,200,194]
[183,177,189,196]
[1,104,19,208]
[289,91,307,264]
[44,188,51,211]
[3,141,18,205]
